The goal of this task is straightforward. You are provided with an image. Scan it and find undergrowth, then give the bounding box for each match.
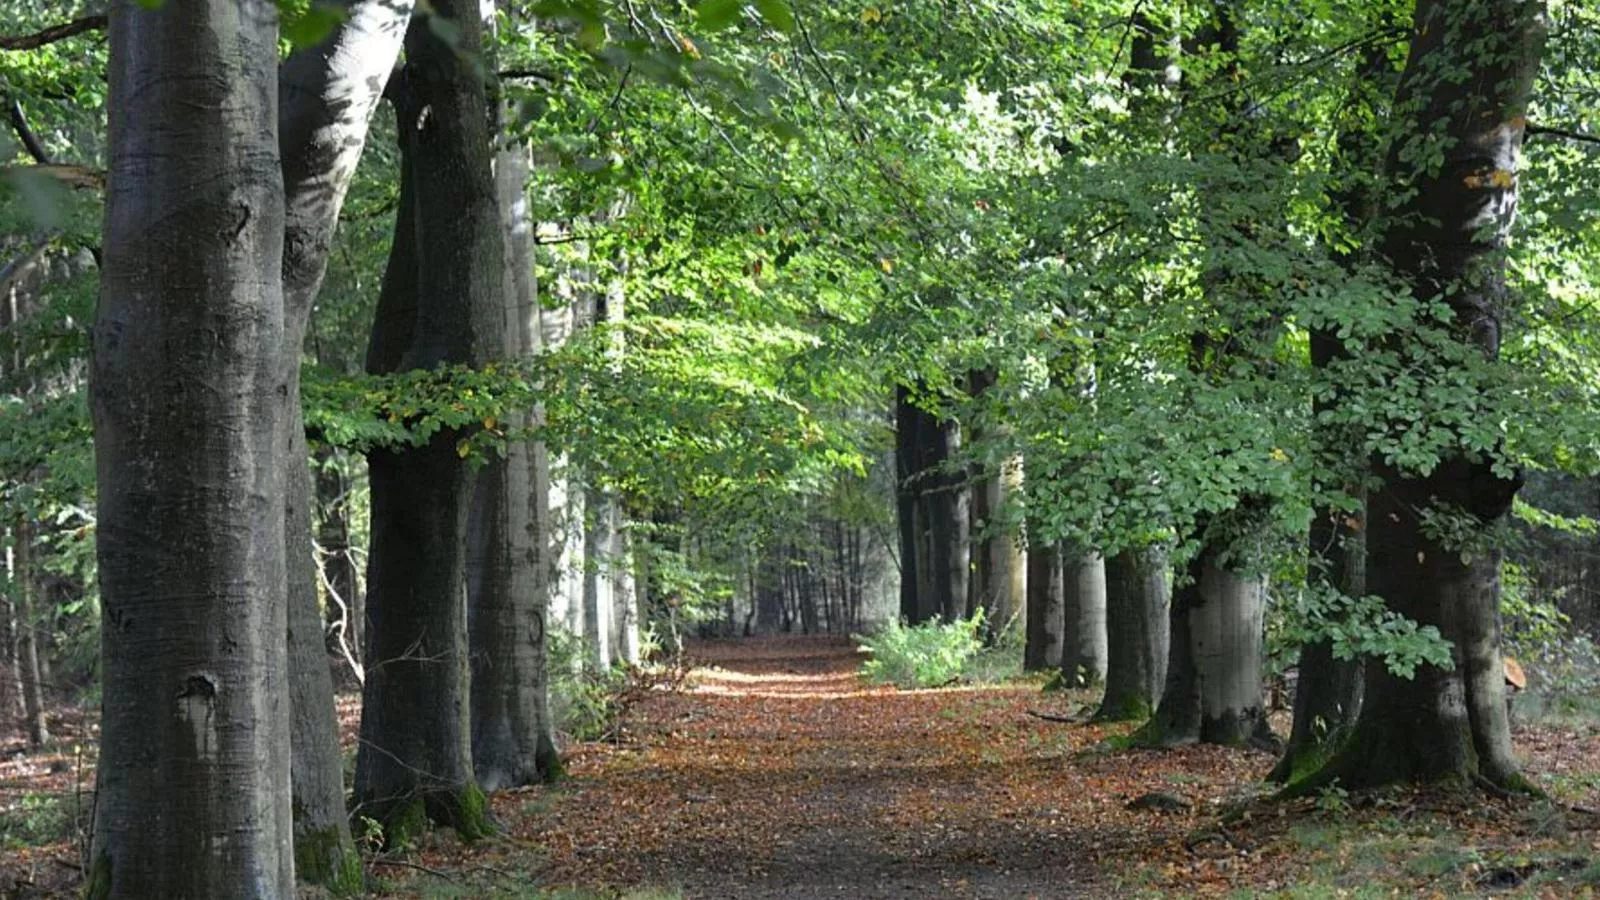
[853,610,986,688]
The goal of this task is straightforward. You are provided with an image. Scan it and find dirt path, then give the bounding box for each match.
[506,635,1273,899]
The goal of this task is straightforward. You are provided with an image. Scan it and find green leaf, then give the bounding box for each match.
[754,0,795,31]
[283,3,346,48]
[696,0,744,31]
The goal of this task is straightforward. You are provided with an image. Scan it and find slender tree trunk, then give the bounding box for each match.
[13,518,46,747]
[277,1,412,887]
[90,0,292,894]
[354,1,502,841]
[1094,547,1169,722]
[1060,551,1108,686]
[1024,542,1064,672]
[1299,0,1545,793]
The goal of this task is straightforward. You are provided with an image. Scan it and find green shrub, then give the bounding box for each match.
[854,610,985,688]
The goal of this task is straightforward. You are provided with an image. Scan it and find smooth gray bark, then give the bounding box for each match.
[1094,547,1169,722]
[1060,552,1107,686]
[90,0,293,894]
[468,136,560,791]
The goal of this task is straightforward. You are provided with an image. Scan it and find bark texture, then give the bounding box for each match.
[90,0,292,894]
[354,1,501,841]
[966,369,1024,641]
[277,2,412,888]
[12,519,46,747]
[1297,0,1545,793]
[1094,547,1169,722]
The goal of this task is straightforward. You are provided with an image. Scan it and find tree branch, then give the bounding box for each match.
[1527,122,1600,147]
[7,99,52,164]
[0,14,107,52]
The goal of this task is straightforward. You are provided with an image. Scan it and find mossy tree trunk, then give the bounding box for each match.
[354,0,502,842]
[1295,0,1545,794]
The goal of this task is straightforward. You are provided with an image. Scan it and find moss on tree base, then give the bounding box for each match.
[1092,693,1153,723]
[294,823,364,896]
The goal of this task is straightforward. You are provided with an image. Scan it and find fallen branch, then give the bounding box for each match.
[1026,709,1079,724]
[1,14,107,52]
[370,856,458,882]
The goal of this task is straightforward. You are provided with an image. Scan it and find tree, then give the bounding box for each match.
[354,0,501,841]
[895,384,969,624]
[278,0,413,888]
[89,0,292,894]
[1094,547,1169,722]
[1296,0,1547,792]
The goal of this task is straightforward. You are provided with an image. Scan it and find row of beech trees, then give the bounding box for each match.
[75,0,1548,896]
[88,0,645,895]
[895,0,1546,790]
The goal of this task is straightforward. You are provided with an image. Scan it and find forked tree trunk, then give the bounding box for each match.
[1297,0,1545,794]
[1094,547,1169,722]
[90,0,293,894]
[354,1,502,842]
[1060,552,1108,687]
[278,0,412,888]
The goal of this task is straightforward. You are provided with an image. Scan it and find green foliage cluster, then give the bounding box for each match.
[854,609,986,689]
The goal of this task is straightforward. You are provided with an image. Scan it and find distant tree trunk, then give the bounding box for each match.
[1298,0,1545,794]
[967,370,1024,641]
[1094,547,1169,722]
[278,0,412,887]
[354,1,501,842]
[1024,542,1064,671]
[465,87,561,792]
[89,0,293,893]
[1060,552,1108,686]
[583,490,617,668]
[894,384,969,624]
[12,518,46,748]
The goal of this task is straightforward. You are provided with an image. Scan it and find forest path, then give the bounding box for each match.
[503,635,1275,899]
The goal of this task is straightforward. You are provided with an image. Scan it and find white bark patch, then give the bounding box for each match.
[175,673,220,762]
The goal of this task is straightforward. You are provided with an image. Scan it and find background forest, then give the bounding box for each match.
[2,0,1600,896]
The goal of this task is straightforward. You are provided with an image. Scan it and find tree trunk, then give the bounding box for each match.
[468,134,561,790]
[1024,542,1064,672]
[967,369,1024,641]
[1094,547,1169,722]
[90,0,293,894]
[583,490,616,668]
[1298,0,1545,794]
[13,518,46,747]
[1060,551,1108,687]
[354,1,502,842]
[893,385,970,624]
[278,1,412,888]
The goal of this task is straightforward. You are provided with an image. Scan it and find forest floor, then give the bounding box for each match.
[5,635,1600,898]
